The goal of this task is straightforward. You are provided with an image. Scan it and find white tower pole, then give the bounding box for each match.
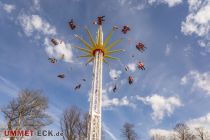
[88,25,103,140]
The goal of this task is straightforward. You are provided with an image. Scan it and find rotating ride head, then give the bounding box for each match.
[74,25,124,65]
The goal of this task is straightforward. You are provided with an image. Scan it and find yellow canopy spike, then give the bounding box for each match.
[73,46,92,53]
[104,55,119,60]
[103,59,108,64]
[85,58,94,65]
[105,38,123,51]
[107,49,125,55]
[80,54,93,58]
[85,27,97,49]
[74,34,94,51]
[104,28,115,48]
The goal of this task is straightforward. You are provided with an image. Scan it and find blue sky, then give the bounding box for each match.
[0,0,210,140]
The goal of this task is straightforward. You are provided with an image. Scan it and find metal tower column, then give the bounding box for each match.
[88,26,103,140]
[74,22,123,140]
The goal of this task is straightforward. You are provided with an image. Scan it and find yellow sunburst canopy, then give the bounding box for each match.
[74,26,124,65]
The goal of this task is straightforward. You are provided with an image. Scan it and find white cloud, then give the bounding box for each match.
[17,13,73,63]
[109,69,122,80]
[90,78,127,110]
[131,4,145,10]
[118,0,146,11]
[181,70,210,95]
[44,38,73,63]
[32,0,40,11]
[118,0,182,10]
[127,63,136,72]
[18,14,56,37]
[148,0,182,7]
[16,12,74,63]
[102,94,135,109]
[181,0,210,37]
[197,37,210,52]
[103,78,127,94]
[137,94,182,121]
[180,76,187,85]
[165,44,171,56]
[150,112,210,139]
[181,0,210,53]
[187,113,210,130]
[183,45,192,56]
[2,3,15,13]
[198,39,208,47]
[149,128,175,139]
[108,85,113,93]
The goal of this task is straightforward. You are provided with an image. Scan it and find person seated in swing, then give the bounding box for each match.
[75,84,81,90]
[138,61,145,70]
[69,19,76,30]
[57,73,65,79]
[128,76,134,85]
[48,58,57,64]
[113,84,117,93]
[51,38,59,46]
[136,42,146,53]
[97,16,105,25]
[125,66,129,71]
[122,25,130,34]
[113,26,119,30]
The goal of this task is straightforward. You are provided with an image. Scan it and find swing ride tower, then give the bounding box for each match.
[75,24,123,140]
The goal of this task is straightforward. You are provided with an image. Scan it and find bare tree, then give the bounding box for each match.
[174,123,192,140]
[121,122,138,140]
[77,112,89,140]
[60,106,89,140]
[1,89,52,140]
[195,127,210,140]
[149,124,210,140]
[170,133,178,140]
[60,106,107,140]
